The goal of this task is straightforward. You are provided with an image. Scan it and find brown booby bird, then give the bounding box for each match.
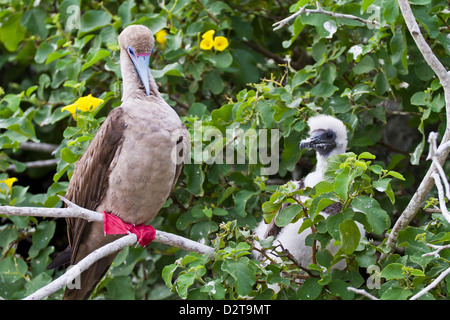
[47,25,190,300]
[254,115,364,268]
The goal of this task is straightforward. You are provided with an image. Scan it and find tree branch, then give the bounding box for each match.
[409,265,450,300]
[7,159,59,172]
[23,234,138,300]
[0,198,214,300]
[382,0,450,259]
[272,1,382,31]
[347,287,379,300]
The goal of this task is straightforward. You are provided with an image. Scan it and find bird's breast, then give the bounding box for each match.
[98,104,184,225]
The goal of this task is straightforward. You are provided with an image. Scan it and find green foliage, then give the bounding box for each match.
[0,0,449,300]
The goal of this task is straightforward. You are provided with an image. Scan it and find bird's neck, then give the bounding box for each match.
[120,50,160,101]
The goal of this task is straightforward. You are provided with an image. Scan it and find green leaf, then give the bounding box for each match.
[381,263,404,280]
[20,7,48,38]
[60,147,80,164]
[276,204,303,227]
[118,0,136,27]
[162,264,177,288]
[201,278,226,299]
[184,164,204,196]
[106,276,135,300]
[358,152,376,160]
[387,170,405,180]
[0,13,26,52]
[28,221,56,259]
[339,220,361,254]
[0,117,38,142]
[390,28,408,74]
[25,273,52,296]
[176,272,196,299]
[316,249,333,268]
[0,256,27,283]
[297,277,322,300]
[203,71,225,95]
[35,42,56,64]
[203,51,233,69]
[151,62,185,79]
[221,257,256,296]
[353,55,375,74]
[310,82,338,98]
[380,286,412,300]
[362,0,376,12]
[292,69,317,88]
[234,190,257,217]
[80,10,112,34]
[334,169,352,200]
[82,49,110,71]
[351,196,389,234]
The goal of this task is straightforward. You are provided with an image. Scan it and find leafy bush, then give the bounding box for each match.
[0,0,449,300]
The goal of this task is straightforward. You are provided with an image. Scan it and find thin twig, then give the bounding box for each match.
[430,172,450,224]
[410,266,450,300]
[19,142,58,154]
[7,159,59,172]
[347,287,379,300]
[422,243,450,258]
[272,2,382,31]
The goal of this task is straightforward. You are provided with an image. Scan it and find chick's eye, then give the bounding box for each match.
[326,131,335,139]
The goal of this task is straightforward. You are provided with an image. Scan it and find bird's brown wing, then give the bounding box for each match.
[65,107,127,263]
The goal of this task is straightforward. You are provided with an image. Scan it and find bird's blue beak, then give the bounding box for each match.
[127,46,151,96]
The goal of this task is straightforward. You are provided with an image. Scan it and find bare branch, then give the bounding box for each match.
[347,287,379,300]
[431,172,450,224]
[0,203,103,222]
[7,159,59,172]
[19,142,58,154]
[272,2,382,31]
[23,234,138,300]
[0,199,215,300]
[422,243,450,258]
[382,0,450,259]
[410,266,450,300]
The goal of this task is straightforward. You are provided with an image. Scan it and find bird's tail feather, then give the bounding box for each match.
[62,254,117,300]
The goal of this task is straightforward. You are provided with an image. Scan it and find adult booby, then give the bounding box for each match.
[48,25,190,300]
[254,115,363,268]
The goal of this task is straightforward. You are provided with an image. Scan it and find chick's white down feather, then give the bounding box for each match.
[254,115,364,270]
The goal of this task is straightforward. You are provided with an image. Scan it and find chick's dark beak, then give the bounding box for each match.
[299,129,336,154]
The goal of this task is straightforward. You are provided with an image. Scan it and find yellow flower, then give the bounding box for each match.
[0,177,17,193]
[155,29,168,48]
[200,38,214,50]
[213,36,229,51]
[202,29,215,40]
[62,94,104,119]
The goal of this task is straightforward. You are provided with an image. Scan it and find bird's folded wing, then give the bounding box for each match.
[65,107,127,263]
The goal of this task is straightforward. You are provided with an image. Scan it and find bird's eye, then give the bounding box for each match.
[127,47,135,55]
[325,131,335,139]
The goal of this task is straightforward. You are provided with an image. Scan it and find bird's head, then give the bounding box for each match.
[299,115,348,158]
[118,25,155,96]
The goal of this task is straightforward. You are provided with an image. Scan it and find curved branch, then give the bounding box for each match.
[382,0,450,258]
[0,199,214,300]
[23,234,138,300]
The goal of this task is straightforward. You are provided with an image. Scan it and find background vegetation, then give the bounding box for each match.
[0,0,449,300]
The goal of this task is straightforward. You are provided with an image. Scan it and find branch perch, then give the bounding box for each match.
[0,197,214,300]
